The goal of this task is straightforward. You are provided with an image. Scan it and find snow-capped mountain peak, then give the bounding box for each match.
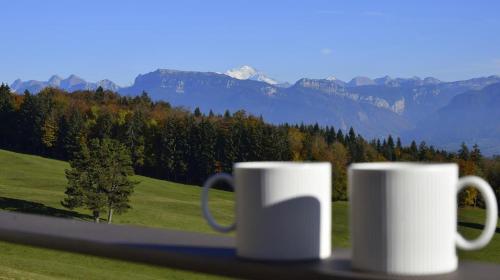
[225,65,258,80]
[224,65,280,85]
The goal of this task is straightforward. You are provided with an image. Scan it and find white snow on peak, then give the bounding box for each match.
[225,65,257,80]
[225,65,279,85]
[325,75,337,81]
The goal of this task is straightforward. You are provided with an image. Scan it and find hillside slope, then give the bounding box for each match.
[0,149,234,279]
[0,149,499,279]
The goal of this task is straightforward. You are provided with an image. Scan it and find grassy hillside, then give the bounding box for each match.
[0,149,236,279]
[0,149,498,279]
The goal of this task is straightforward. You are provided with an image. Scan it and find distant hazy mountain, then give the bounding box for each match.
[282,78,412,137]
[407,83,500,155]
[348,76,376,87]
[95,79,121,92]
[119,69,282,117]
[10,75,120,93]
[9,69,500,154]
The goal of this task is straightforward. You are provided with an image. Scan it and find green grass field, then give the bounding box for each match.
[0,149,498,279]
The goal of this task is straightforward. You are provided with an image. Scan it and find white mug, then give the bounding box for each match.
[201,162,332,260]
[349,162,498,275]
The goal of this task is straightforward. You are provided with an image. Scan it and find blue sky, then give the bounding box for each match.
[1,0,499,86]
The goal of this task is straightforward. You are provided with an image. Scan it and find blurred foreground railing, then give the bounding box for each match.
[0,211,499,279]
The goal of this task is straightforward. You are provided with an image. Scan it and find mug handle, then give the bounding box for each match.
[456,176,498,250]
[201,173,236,233]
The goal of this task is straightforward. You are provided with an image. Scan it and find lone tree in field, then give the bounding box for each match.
[62,138,137,223]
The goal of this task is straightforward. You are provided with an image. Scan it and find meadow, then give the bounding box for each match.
[0,149,498,279]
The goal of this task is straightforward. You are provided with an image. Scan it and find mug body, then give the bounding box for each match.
[234,162,331,260]
[349,162,458,275]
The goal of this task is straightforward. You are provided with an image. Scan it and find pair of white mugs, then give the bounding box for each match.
[201,162,498,276]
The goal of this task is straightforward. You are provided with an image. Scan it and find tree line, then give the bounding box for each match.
[1,83,499,208]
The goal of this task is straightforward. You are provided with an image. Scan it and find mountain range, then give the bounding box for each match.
[11,75,121,93]
[9,66,500,155]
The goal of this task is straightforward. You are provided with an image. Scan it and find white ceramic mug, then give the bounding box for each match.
[201,162,332,260]
[349,162,498,275]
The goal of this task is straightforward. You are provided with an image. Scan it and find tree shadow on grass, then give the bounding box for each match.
[0,196,93,221]
[458,221,500,234]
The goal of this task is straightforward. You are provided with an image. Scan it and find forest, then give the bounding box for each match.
[0,83,499,206]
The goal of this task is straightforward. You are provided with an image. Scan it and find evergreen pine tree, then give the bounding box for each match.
[396,137,402,149]
[194,107,202,117]
[409,140,418,160]
[93,110,114,139]
[99,138,137,223]
[347,127,356,145]
[471,144,483,168]
[385,135,395,161]
[18,91,44,153]
[62,138,137,223]
[336,129,344,144]
[0,84,16,148]
[64,110,86,160]
[95,86,105,102]
[124,110,146,170]
[458,142,470,161]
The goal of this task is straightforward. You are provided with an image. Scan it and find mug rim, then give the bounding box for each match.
[234,161,331,170]
[349,162,457,172]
